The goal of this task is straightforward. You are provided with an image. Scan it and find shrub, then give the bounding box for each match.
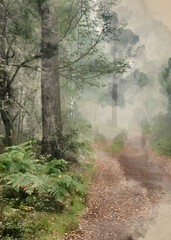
[62,129,92,161]
[0,209,49,240]
[104,129,127,153]
[0,141,37,176]
[0,142,87,211]
[114,129,127,142]
[150,114,171,156]
[0,141,89,239]
[0,209,25,239]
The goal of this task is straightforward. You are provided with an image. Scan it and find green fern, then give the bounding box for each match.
[0,141,87,211]
[4,173,40,194]
[50,182,67,202]
[58,174,87,196]
[0,142,36,176]
[43,158,67,175]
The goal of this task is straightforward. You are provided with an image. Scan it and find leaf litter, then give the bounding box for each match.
[64,140,171,240]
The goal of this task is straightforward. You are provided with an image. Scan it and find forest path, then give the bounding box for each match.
[64,139,171,240]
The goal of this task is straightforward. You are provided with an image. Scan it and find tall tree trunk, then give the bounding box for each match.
[112,82,117,128]
[112,100,117,127]
[0,1,14,146]
[111,40,118,130]
[38,0,63,156]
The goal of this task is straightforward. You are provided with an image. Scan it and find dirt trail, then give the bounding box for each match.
[64,139,171,240]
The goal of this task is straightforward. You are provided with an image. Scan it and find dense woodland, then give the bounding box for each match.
[0,0,171,239]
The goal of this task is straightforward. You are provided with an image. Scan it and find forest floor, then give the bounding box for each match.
[64,136,171,240]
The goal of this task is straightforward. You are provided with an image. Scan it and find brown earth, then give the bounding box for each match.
[64,138,171,240]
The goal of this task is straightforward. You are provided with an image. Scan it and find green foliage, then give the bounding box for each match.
[15,9,35,39]
[0,141,36,176]
[149,58,171,156]
[0,140,94,240]
[58,128,93,162]
[44,158,67,175]
[33,197,85,239]
[0,210,25,239]
[94,130,107,141]
[0,140,92,239]
[159,57,171,112]
[0,209,50,240]
[24,193,64,212]
[105,141,124,153]
[150,114,171,156]
[114,129,127,142]
[0,142,88,211]
[8,3,38,40]
[141,119,150,135]
[104,130,127,153]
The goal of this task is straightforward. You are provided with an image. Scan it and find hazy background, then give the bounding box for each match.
[79,0,171,139]
[146,0,171,31]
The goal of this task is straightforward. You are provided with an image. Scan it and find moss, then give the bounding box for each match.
[32,196,85,239]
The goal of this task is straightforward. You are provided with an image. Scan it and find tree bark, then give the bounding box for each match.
[38,0,63,156]
[1,109,14,145]
[0,1,14,146]
[112,82,117,128]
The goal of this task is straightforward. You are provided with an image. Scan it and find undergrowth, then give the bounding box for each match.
[142,114,171,156]
[0,141,95,239]
[105,141,124,153]
[104,130,127,153]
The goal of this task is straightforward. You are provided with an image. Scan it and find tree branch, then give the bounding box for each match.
[59,33,103,70]
[58,3,85,44]
[9,53,42,85]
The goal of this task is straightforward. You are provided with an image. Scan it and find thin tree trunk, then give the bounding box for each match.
[0,1,14,146]
[1,110,14,145]
[17,87,23,141]
[112,100,117,127]
[112,42,118,129]
[112,82,117,128]
[38,1,63,156]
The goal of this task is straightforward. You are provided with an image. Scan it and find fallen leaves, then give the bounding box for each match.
[64,142,170,240]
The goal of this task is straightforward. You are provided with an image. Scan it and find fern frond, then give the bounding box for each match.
[44,158,67,175]
[4,173,40,195]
